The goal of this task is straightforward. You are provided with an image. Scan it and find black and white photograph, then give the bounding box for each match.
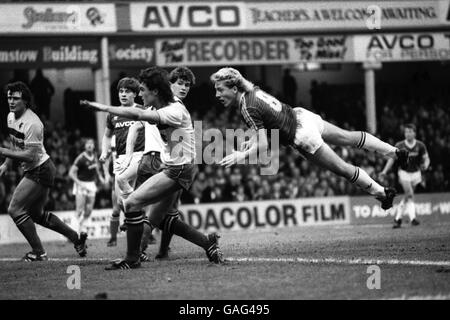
[0,0,450,306]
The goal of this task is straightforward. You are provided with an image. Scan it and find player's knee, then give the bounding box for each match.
[123,198,135,213]
[116,174,129,189]
[111,207,120,217]
[7,204,23,218]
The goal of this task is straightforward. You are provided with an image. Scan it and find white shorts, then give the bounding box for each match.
[73,181,97,198]
[293,107,325,154]
[114,152,143,196]
[398,169,422,186]
[114,152,144,175]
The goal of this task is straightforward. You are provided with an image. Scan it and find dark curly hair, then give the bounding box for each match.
[4,81,35,110]
[169,67,196,86]
[138,67,174,105]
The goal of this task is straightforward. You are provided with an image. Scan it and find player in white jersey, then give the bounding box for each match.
[0,82,87,261]
[125,67,196,262]
[81,66,223,270]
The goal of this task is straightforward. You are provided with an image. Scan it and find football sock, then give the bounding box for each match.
[357,131,397,158]
[110,215,120,241]
[406,200,417,221]
[349,166,385,197]
[14,214,45,254]
[159,210,178,255]
[124,211,145,262]
[395,199,405,221]
[36,211,79,243]
[140,217,153,252]
[79,217,88,234]
[162,216,209,249]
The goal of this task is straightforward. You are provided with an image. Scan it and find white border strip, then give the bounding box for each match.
[0,256,449,267]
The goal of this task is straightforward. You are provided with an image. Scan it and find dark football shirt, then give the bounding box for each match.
[74,152,98,182]
[239,87,297,145]
[106,104,145,156]
[395,140,428,172]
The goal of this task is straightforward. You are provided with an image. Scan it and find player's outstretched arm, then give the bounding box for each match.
[219,129,268,167]
[0,146,36,163]
[80,100,160,123]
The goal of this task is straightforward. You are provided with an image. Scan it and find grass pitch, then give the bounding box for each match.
[1,222,450,300]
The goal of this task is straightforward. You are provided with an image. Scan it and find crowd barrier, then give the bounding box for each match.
[1,193,449,245]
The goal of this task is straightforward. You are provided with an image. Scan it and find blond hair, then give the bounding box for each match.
[210,67,254,93]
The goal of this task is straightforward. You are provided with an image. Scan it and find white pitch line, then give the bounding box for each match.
[0,256,449,267]
[226,257,450,267]
[387,294,450,300]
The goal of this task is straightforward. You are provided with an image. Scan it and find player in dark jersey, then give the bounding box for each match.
[98,78,146,247]
[211,68,409,210]
[0,82,87,261]
[69,138,105,233]
[381,124,430,228]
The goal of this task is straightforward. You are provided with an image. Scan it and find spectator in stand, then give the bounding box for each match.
[30,69,55,120]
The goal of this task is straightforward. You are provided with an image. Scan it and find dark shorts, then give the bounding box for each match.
[162,163,198,191]
[135,152,162,188]
[24,158,56,188]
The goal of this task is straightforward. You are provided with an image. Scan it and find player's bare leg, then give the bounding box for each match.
[108,183,121,247]
[8,178,47,260]
[302,143,396,209]
[321,121,408,163]
[147,188,222,264]
[11,178,88,259]
[75,192,87,233]
[395,179,418,228]
[106,172,222,270]
[79,195,95,233]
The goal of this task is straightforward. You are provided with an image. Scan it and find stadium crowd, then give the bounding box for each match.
[1,74,449,213]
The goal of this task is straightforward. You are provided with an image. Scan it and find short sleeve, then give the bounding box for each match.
[73,155,83,168]
[419,142,428,157]
[24,122,44,147]
[106,113,114,130]
[157,104,183,127]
